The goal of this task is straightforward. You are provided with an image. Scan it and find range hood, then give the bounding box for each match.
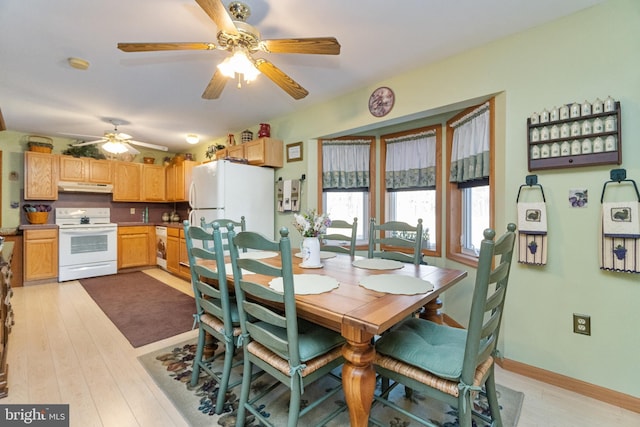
[58,181,113,193]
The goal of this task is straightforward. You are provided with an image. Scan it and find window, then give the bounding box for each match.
[381,126,442,256]
[446,99,495,266]
[318,137,375,244]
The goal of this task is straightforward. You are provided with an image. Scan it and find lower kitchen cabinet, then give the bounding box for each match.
[166,226,191,280]
[166,227,180,275]
[23,228,58,282]
[118,226,155,269]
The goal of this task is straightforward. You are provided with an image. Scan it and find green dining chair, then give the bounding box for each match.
[199,216,246,251]
[225,224,346,427]
[320,217,358,256]
[368,218,425,265]
[183,220,242,415]
[371,223,516,427]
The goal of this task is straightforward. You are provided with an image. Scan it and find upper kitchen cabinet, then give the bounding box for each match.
[166,160,197,202]
[213,137,283,167]
[141,164,166,202]
[24,151,58,200]
[112,161,142,201]
[245,138,283,167]
[58,155,113,184]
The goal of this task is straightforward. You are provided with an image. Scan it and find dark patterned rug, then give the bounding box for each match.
[138,340,524,426]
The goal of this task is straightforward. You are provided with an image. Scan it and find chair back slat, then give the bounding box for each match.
[200,216,246,251]
[227,225,303,367]
[321,217,358,256]
[183,219,236,335]
[368,218,424,265]
[461,223,516,384]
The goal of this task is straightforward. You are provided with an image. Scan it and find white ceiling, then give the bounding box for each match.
[0,0,604,153]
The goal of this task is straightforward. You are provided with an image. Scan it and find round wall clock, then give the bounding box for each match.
[368,86,395,117]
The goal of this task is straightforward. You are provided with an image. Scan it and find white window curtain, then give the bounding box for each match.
[385,131,437,190]
[449,102,490,183]
[322,140,370,190]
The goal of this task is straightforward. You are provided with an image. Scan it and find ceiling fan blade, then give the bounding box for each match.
[73,139,106,146]
[119,142,141,155]
[202,69,228,100]
[0,108,6,131]
[118,42,217,52]
[196,0,238,35]
[116,132,132,140]
[254,59,308,100]
[261,37,341,55]
[129,140,169,152]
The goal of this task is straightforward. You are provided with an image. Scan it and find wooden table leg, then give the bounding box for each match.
[420,294,443,323]
[342,339,376,427]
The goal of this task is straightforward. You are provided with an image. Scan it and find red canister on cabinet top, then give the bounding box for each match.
[258,123,271,138]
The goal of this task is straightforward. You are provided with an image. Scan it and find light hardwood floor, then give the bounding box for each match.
[4,268,640,426]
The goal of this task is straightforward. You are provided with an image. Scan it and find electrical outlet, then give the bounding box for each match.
[573,313,591,336]
[130,208,135,214]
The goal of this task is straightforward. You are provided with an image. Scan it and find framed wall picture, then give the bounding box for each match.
[286,141,303,162]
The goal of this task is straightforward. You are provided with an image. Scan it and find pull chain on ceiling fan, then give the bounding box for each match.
[117,0,341,100]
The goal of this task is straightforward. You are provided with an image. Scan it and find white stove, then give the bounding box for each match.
[55,207,116,228]
[55,208,118,281]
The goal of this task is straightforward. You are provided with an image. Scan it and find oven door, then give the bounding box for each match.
[58,226,118,281]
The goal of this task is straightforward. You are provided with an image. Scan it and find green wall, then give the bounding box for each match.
[268,0,640,398]
[2,0,637,399]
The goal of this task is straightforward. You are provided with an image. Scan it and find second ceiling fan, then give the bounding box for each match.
[117,0,340,100]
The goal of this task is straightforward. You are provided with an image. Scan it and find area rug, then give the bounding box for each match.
[79,271,195,348]
[138,339,524,426]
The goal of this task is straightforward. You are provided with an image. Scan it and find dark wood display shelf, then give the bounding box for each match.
[527,101,622,171]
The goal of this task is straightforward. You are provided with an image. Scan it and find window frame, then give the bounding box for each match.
[317,136,376,249]
[446,98,495,267]
[380,125,442,258]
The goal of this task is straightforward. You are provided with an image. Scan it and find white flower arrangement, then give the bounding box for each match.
[293,209,331,237]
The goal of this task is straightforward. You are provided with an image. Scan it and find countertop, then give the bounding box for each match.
[18,221,188,230]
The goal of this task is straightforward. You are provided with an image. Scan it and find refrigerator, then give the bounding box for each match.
[189,160,275,239]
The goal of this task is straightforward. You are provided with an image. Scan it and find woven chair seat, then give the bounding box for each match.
[248,341,343,378]
[200,313,242,337]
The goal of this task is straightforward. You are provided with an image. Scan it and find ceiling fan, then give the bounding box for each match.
[72,121,169,155]
[117,0,341,100]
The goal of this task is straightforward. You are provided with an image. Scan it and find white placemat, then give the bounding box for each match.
[359,274,434,295]
[223,263,254,276]
[294,251,337,260]
[352,258,404,270]
[269,274,339,295]
[239,251,278,260]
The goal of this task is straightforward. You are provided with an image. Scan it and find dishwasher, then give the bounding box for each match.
[156,226,167,269]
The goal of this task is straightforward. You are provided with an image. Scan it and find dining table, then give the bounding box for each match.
[224,250,468,427]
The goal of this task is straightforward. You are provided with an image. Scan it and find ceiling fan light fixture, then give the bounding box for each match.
[102,141,128,154]
[217,48,259,83]
[186,134,199,144]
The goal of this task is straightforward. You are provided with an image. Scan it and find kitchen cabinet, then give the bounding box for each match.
[166,227,180,275]
[24,151,58,200]
[117,226,155,269]
[166,160,197,201]
[166,227,191,280]
[245,137,283,167]
[23,228,58,282]
[112,161,142,201]
[213,138,283,167]
[226,144,245,159]
[178,228,191,279]
[141,164,166,202]
[58,155,114,184]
